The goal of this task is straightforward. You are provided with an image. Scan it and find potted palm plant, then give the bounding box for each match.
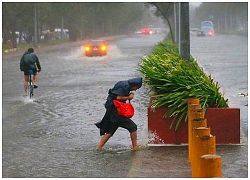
[139,41,240,144]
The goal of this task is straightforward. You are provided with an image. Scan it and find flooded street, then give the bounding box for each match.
[2,33,247,178]
[3,34,167,177]
[190,34,248,138]
[191,34,248,178]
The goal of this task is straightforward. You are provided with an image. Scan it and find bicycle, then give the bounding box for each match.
[27,69,34,99]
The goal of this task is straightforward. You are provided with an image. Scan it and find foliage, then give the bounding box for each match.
[149,2,248,41]
[195,3,248,32]
[146,3,175,43]
[139,41,228,130]
[2,2,145,46]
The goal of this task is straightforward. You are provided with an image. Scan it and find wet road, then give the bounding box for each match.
[2,34,248,178]
[191,34,248,138]
[190,34,248,178]
[3,34,167,177]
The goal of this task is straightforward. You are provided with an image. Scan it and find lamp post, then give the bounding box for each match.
[34,4,38,48]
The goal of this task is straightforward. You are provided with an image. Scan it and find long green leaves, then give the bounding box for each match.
[139,41,228,130]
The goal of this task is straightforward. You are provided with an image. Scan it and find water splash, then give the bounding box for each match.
[148,130,164,144]
[22,96,35,104]
[61,44,126,62]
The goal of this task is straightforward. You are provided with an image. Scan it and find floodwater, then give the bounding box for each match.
[2,34,168,177]
[2,33,248,178]
[190,34,248,138]
[191,34,248,178]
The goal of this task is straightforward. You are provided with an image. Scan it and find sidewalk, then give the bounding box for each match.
[2,41,80,60]
[128,35,248,178]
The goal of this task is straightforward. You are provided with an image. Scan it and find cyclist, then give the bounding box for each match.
[20,48,41,96]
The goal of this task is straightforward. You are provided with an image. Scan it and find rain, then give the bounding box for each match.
[2,2,248,178]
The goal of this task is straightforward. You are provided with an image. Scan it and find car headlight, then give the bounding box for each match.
[85,46,91,51]
[101,45,107,51]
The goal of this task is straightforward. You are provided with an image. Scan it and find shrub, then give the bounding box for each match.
[139,41,228,130]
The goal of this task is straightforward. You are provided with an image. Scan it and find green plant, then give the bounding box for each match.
[139,41,228,130]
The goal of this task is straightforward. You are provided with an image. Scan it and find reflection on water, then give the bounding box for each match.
[4,34,189,178]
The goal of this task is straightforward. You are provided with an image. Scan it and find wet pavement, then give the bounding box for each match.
[190,34,248,178]
[2,34,248,178]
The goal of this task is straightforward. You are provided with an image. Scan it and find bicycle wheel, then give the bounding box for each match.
[28,75,34,99]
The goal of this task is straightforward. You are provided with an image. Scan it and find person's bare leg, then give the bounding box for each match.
[130,131,138,150]
[33,74,38,86]
[24,75,29,95]
[97,133,112,150]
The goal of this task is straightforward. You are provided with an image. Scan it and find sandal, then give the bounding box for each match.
[34,85,38,89]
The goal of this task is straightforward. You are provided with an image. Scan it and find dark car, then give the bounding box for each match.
[197,30,205,37]
[84,40,108,57]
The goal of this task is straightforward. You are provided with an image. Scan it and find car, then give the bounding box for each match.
[201,21,214,36]
[190,28,199,36]
[197,30,205,37]
[134,30,142,34]
[150,28,162,34]
[84,40,108,57]
[141,28,150,35]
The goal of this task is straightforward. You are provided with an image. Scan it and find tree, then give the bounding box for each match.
[147,2,175,42]
[195,2,248,32]
[147,2,190,60]
[2,3,30,48]
[2,2,146,46]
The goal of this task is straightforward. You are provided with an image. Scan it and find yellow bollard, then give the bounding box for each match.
[188,99,201,163]
[187,98,200,131]
[190,127,211,164]
[187,98,200,106]
[199,154,222,177]
[191,130,216,178]
[188,108,205,163]
[192,117,207,128]
[191,109,207,129]
[188,105,202,136]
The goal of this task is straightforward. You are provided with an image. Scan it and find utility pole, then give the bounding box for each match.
[61,17,64,40]
[174,2,180,44]
[34,4,38,48]
[179,2,190,61]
